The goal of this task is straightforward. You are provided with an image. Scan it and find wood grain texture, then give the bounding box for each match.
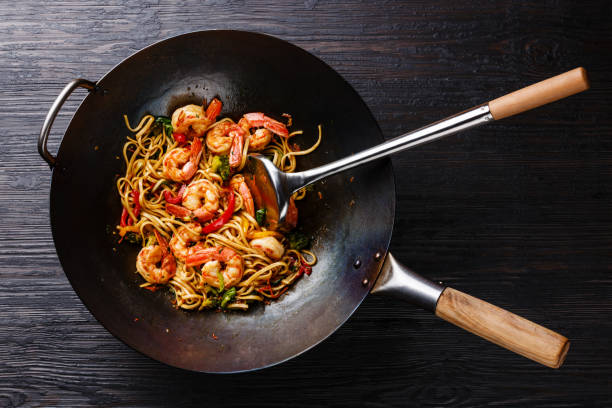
[435,287,569,368]
[489,67,590,120]
[1,0,611,407]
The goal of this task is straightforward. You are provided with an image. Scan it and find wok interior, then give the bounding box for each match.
[50,31,395,372]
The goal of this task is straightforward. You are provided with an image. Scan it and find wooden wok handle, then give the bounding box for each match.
[435,287,569,368]
[488,67,589,120]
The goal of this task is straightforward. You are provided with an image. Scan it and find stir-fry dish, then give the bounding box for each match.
[116,98,321,311]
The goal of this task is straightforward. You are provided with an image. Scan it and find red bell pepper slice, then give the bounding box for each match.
[201,192,235,234]
[173,132,187,145]
[163,184,186,204]
[120,189,140,227]
[131,190,140,217]
[120,208,129,227]
[293,257,312,278]
[300,259,312,276]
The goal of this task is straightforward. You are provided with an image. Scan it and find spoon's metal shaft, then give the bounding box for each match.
[285,105,493,193]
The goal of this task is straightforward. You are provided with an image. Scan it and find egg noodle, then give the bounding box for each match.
[116,100,321,311]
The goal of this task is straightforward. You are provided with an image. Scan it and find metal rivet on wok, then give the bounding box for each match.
[374,252,382,261]
[362,278,369,286]
[353,259,361,269]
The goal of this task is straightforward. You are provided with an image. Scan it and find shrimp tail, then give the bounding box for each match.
[190,137,203,163]
[154,230,168,254]
[166,203,192,218]
[244,112,289,137]
[238,182,254,216]
[229,125,245,169]
[161,254,176,274]
[182,137,202,180]
[205,98,222,122]
[243,112,265,127]
[263,116,289,137]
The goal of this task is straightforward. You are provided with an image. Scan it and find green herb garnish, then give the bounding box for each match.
[204,298,219,308]
[220,287,236,309]
[287,231,311,250]
[255,208,267,226]
[125,232,142,245]
[155,116,173,136]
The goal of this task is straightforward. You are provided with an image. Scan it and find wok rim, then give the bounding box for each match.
[48,29,397,373]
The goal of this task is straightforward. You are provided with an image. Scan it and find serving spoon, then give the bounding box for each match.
[244,67,589,229]
[243,68,589,369]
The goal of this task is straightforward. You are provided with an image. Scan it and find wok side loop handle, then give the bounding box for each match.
[488,67,589,120]
[435,288,570,369]
[39,78,98,168]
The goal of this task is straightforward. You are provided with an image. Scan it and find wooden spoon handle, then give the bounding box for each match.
[488,67,589,120]
[435,287,570,368]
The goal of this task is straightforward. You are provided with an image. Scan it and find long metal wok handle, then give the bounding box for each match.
[291,67,589,191]
[38,78,98,168]
[372,254,570,369]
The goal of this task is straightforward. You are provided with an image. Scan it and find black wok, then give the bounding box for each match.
[39,31,570,372]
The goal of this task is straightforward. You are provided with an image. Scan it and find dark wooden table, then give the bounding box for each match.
[1,1,611,406]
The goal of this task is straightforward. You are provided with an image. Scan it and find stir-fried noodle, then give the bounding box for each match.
[116,100,320,311]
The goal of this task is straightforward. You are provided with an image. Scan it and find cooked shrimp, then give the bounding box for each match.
[171,105,208,138]
[237,116,272,151]
[171,99,223,138]
[186,246,244,289]
[206,121,245,169]
[181,179,219,222]
[250,236,285,260]
[169,223,203,262]
[136,231,176,284]
[230,174,254,216]
[248,128,273,151]
[205,121,233,154]
[243,112,289,138]
[237,112,288,151]
[163,137,202,182]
